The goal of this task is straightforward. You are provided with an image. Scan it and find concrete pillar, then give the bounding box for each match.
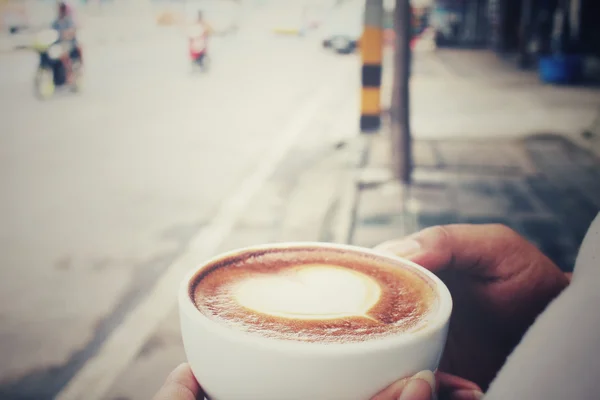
[360,0,384,133]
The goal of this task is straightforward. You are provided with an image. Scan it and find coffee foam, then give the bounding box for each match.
[191,247,438,343]
[232,264,381,321]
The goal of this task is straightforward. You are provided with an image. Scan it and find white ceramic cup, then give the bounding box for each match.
[179,242,452,400]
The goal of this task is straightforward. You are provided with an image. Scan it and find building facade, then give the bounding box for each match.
[429,0,599,60]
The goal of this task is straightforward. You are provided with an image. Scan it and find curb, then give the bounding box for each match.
[325,135,370,244]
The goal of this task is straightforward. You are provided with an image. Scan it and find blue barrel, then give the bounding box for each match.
[539,55,583,84]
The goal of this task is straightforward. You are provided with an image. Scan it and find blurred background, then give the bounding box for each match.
[0,0,599,399]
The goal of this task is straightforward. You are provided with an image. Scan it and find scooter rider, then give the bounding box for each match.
[52,1,80,84]
[187,10,214,66]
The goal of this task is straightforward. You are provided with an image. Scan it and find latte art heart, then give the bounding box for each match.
[232,265,381,320]
[192,247,437,343]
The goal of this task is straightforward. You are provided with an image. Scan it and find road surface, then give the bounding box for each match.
[0,11,360,398]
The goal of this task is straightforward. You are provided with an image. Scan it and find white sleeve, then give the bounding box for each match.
[484,214,600,400]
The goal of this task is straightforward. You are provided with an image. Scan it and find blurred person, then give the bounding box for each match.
[186,10,213,69]
[52,1,81,84]
[62,0,79,25]
[154,216,599,400]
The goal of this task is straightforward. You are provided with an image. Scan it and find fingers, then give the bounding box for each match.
[397,378,434,400]
[436,372,484,400]
[375,224,551,277]
[371,371,484,400]
[447,390,485,400]
[371,370,436,400]
[153,363,203,400]
[436,371,482,392]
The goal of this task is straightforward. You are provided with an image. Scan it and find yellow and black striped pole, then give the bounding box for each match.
[360,0,384,132]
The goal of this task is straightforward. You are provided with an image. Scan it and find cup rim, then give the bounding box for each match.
[179,242,452,355]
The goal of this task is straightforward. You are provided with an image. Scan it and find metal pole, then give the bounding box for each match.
[360,0,384,133]
[391,0,412,183]
[517,0,533,68]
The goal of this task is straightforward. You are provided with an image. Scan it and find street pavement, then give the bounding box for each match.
[0,10,362,398]
[353,134,600,273]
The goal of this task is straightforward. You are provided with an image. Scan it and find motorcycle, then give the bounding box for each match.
[31,29,83,99]
[187,25,210,72]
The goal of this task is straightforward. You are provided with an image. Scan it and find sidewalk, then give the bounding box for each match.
[410,50,600,143]
[352,49,600,273]
[352,132,600,272]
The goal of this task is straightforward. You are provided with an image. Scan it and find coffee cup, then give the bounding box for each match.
[179,242,452,400]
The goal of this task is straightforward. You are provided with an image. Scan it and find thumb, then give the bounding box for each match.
[371,370,436,400]
[375,224,568,327]
[375,224,544,277]
[153,363,203,400]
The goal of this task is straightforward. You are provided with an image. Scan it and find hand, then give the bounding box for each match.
[154,365,479,400]
[371,370,483,400]
[153,363,203,400]
[375,224,570,392]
